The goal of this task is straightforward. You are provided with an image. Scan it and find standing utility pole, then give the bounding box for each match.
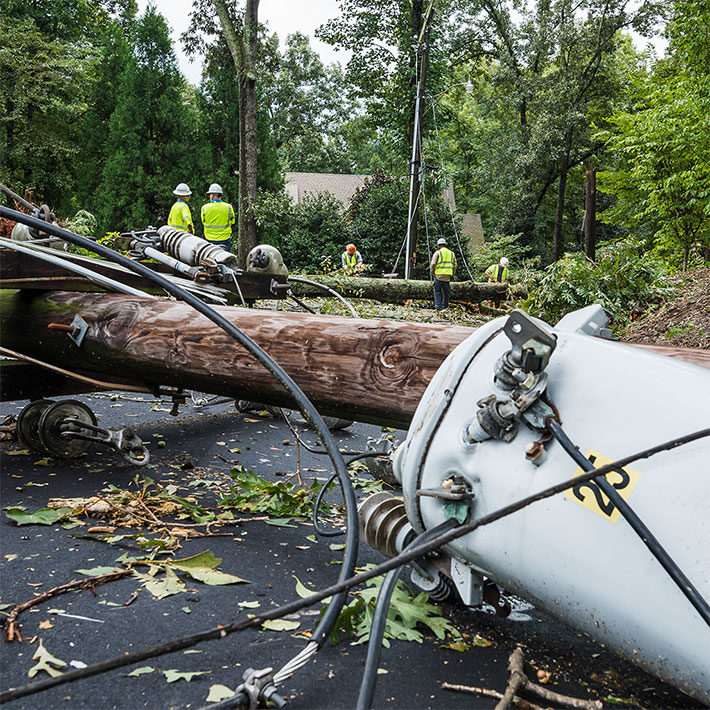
[404,1,435,280]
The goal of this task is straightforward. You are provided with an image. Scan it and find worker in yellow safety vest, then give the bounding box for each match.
[341,243,363,275]
[167,183,194,234]
[485,256,509,308]
[430,237,456,310]
[200,183,235,250]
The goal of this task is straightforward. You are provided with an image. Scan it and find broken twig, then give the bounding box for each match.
[442,683,543,710]
[4,570,132,642]
[494,647,602,710]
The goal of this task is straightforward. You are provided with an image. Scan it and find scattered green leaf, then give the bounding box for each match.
[262,619,300,632]
[5,507,73,526]
[163,669,211,683]
[206,684,236,702]
[28,640,67,678]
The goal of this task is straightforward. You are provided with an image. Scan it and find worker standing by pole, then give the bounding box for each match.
[485,256,509,309]
[201,183,235,251]
[167,183,194,234]
[430,237,456,311]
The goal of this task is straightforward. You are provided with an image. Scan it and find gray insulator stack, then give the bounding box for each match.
[358,491,454,601]
[157,226,238,268]
[357,492,415,558]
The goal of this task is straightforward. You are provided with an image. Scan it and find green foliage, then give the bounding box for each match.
[261,32,363,173]
[66,210,98,237]
[521,240,674,326]
[275,192,350,272]
[347,171,458,278]
[219,466,328,518]
[434,0,656,258]
[0,15,93,213]
[327,564,460,647]
[96,6,201,233]
[595,0,710,269]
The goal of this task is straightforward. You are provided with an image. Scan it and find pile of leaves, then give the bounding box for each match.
[326,564,460,647]
[219,466,331,518]
[520,240,675,327]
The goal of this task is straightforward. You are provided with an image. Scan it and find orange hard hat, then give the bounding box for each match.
[346,244,356,254]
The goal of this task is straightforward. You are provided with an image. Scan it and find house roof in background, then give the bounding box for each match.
[285,172,369,207]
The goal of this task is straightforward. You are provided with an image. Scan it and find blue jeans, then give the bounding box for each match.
[433,277,450,310]
[207,237,231,251]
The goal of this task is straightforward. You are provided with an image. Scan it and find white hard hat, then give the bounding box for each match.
[173,183,191,196]
[207,183,223,194]
[437,238,447,246]
[500,256,509,267]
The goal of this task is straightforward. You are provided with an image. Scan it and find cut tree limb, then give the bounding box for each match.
[442,683,544,710]
[289,274,522,304]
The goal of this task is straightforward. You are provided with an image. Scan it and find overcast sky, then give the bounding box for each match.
[138,0,349,85]
[137,0,666,86]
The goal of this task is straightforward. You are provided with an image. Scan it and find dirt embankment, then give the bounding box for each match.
[622,268,710,350]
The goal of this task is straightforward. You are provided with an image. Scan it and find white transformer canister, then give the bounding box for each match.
[393,307,710,702]
[157,225,237,268]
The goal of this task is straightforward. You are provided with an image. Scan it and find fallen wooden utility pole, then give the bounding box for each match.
[0,290,472,428]
[290,274,525,304]
[1,290,707,428]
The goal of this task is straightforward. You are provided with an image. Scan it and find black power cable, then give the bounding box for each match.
[546,419,710,626]
[356,519,459,710]
[0,207,360,696]
[2,426,708,704]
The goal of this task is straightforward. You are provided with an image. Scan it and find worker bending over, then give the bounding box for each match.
[342,243,363,275]
[168,183,194,234]
[485,256,509,309]
[201,183,235,251]
[430,237,456,311]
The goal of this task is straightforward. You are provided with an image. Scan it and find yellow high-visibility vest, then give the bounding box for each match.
[488,264,508,283]
[434,247,454,277]
[201,200,235,241]
[167,200,193,232]
[343,251,360,267]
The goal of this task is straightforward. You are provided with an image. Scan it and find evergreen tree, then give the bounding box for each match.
[97,6,200,232]
[76,20,135,214]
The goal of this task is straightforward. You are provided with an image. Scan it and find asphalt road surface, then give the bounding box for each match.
[0,394,704,710]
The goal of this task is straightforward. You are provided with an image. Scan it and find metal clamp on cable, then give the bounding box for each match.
[61,419,150,465]
[234,667,285,710]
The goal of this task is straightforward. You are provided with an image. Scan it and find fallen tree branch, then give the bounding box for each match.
[497,647,528,710]
[442,683,544,710]
[497,647,602,710]
[3,570,132,642]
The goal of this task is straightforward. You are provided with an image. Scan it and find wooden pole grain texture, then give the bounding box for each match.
[0,290,473,428]
[1,290,706,427]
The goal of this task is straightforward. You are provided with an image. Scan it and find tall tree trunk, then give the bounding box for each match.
[211,0,259,269]
[240,0,259,267]
[552,129,573,262]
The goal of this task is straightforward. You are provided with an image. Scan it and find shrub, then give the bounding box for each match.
[521,240,674,327]
[282,191,349,272]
